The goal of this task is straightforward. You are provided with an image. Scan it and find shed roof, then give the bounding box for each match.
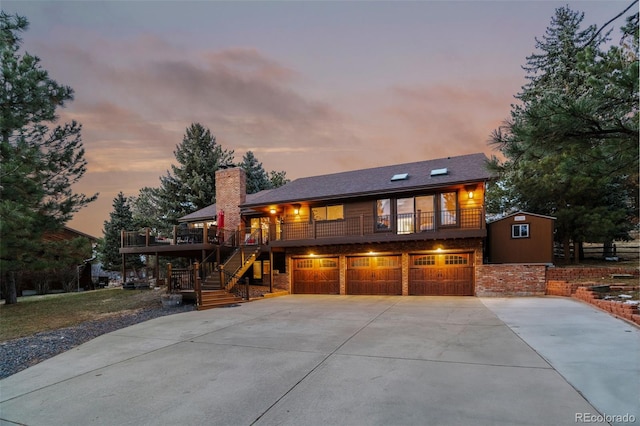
[487,211,557,224]
[243,152,493,207]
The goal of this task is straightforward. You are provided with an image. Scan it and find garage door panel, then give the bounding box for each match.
[346,256,401,295]
[409,254,474,296]
[292,257,339,294]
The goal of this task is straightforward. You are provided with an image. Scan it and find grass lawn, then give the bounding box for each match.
[0,288,162,342]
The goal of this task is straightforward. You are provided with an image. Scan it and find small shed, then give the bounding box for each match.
[487,211,556,264]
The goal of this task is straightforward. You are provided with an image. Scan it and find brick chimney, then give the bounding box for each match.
[215,167,246,233]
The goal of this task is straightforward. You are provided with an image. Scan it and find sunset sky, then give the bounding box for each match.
[3,0,630,237]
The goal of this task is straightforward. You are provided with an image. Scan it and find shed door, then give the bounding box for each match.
[347,255,402,295]
[409,253,474,296]
[292,257,339,294]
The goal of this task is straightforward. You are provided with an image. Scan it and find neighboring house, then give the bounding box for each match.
[487,212,556,264]
[20,226,98,295]
[121,153,495,300]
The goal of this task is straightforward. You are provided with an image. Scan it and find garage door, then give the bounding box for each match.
[292,257,340,294]
[409,253,473,296]
[347,255,402,295]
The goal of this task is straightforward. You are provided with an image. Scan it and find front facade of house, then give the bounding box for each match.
[237,153,493,296]
[120,153,495,298]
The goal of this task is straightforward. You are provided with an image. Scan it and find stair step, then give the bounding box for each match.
[197,290,243,310]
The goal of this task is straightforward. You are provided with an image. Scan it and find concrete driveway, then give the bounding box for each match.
[1,295,638,426]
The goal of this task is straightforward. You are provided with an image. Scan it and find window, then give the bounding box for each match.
[413,255,436,266]
[440,192,458,226]
[397,197,415,234]
[350,257,370,268]
[296,259,313,269]
[320,259,337,268]
[312,205,344,221]
[376,199,391,230]
[415,195,435,231]
[512,224,529,238]
[444,254,468,265]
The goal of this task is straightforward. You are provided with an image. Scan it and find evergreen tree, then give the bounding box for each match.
[0,13,97,303]
[268,170,290,189]
[130,186,168,236]
[157,123,233,223]
[489,6,638,263]
[241,150,271,194]
[99,192,142,273]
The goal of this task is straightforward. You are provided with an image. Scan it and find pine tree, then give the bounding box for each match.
[99,192,142,272]
[489,6,638,263]
[157,123,233,223]
[0,13,97,303]
[268,170,290,189]
[241,150,271,194]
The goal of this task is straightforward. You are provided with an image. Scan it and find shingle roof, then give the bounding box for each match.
[243,153,493,207]
[178,190,272,222]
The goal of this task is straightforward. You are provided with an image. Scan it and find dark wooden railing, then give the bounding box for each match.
[273,207,483,242]
[123,208,484,249]
[167,264,195,292]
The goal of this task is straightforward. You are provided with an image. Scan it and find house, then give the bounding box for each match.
[487,211,556,264]
[121,153,495,304]
[239,153,493,296]
[20,226,98,295]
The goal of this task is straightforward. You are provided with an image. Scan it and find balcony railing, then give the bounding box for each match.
[272,208,483,242]
[122,208,484,249]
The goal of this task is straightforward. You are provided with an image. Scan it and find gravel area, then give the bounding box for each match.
[0,303,195,380]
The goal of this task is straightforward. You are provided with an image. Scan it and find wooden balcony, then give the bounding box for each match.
[120,223,222,256]
[268,207,485,247]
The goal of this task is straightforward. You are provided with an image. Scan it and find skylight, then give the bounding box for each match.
[430,168,448,176]
[391,173,409,181]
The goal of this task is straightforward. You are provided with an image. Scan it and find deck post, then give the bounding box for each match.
[145,227,150,246]
[194,261,201,306]
[167,263,172,293]
[269,249,274,293]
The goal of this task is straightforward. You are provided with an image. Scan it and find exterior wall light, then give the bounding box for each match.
[269,208,277,214]
[293,204,301,215]
[465,184,477,199]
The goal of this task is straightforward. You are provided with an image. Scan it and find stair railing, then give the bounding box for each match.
[194,227,263,302]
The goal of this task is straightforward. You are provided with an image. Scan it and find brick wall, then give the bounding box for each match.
[476,264,547,296]
[273,271,289,292]
[546,280,582,297]
[215,167,246,235]
[573,286,640,326]
[546,267,639,281]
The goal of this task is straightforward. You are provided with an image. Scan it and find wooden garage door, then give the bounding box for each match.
[292,257,340,294]
[347,256,402,295]
[409,253,474,296]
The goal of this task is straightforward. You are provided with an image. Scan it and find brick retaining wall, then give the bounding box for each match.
[476,264,547,296]
[573,286,640,326]
[546,280,582,297]
[546,267,639,281]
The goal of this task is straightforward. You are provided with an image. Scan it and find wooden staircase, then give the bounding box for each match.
[195,243,261,311]
[198,289,243,310]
